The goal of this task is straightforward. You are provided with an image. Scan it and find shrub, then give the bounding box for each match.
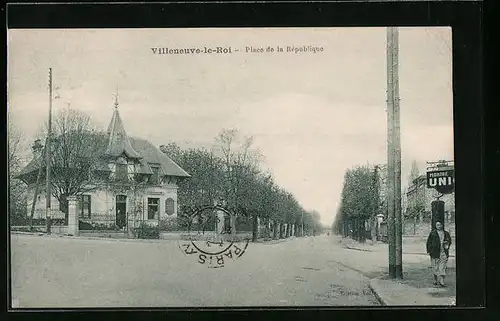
[79,221,119,231]
[30,218,67,226]
[134,222,159,239]
[159,217,178,231]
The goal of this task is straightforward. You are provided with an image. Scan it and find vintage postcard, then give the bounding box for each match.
[8,27,455,308]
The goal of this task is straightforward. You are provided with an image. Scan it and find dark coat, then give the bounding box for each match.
[426,229,452,259]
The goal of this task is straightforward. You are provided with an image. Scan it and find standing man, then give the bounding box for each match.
[426,221,452,287]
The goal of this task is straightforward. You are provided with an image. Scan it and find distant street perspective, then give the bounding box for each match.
[8,27,455,308]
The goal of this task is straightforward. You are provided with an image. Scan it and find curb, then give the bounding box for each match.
[343,245,373,252]
[12,232,171,244]
[343,244,456,258]
[329,260,386,306]
[258,237,295,245]
[368,279,386,306]
[11,231,45,236]
[12,232,298,245]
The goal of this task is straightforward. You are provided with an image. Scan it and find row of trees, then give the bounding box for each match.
[332,165,382,243]
[160,129,324,241]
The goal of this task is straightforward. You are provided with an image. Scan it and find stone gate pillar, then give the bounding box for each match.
[256,217,261,239]
[67,196,79,236]
[216,209,225,235]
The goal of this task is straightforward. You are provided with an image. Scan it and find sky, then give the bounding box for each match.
[7,27,454,226]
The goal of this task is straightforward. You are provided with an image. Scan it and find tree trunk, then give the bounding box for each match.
[370,217,377,243]
[230,214,236,238]
[252,214,258,242]
[58,194,69,225]
[279,223,284,239]
[413,216,417,235]
[359,220,366,243]
[273,221,278,239]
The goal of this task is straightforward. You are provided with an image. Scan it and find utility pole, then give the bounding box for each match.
[46,68,53,234]
[386,26,396,279]
[393,27,403,279]
[386,27,403,279]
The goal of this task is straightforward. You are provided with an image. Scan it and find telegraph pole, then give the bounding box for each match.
[386,27,396,279]
[386,27,403,279]
[46,68,53,234]
[392,27,403,279]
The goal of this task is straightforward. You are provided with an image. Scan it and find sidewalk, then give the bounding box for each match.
[340,236,456,258]
[332,236,456,306]
[370,278,456,306]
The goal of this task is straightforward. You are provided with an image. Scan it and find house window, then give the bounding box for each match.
[147,197,160,220]
[150,166,161,185]
[165,198,175,215]
[77,195,91,219]
[116,163,128,181]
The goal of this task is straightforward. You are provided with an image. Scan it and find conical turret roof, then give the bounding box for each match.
[105,98,142,159]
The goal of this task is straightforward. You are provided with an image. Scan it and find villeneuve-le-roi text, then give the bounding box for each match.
[151,45,324,55]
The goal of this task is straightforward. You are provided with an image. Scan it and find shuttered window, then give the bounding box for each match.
[165,198,175,215]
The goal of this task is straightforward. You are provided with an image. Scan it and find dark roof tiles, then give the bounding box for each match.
[130,137,190,177]
[105,109,142,159]
[16,110,190,179]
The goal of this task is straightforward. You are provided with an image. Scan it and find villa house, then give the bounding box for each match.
[16,101,190,229]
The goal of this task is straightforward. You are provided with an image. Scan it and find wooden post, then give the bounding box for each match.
[45,68,53,234]
[386,28,396,278]
[392,27,403,279]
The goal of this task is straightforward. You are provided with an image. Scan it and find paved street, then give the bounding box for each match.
[10,234,380,308]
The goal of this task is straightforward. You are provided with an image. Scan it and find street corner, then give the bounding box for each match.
[368,278,389,305]
[368,277,457,306]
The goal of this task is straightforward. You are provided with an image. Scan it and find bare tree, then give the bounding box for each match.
[8,118,27,225]
[215,129,263,238]
[8,119,23,171]
[41,109,108,220]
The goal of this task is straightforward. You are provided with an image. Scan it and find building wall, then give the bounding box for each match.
[406,175,455,220]
[25,186,66,220]
[24,182,180,225]
[142,184,178,222]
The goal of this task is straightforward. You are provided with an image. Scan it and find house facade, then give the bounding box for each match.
[16,102,190,229]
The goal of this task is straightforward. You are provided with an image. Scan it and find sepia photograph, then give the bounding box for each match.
[8,27,456,308]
